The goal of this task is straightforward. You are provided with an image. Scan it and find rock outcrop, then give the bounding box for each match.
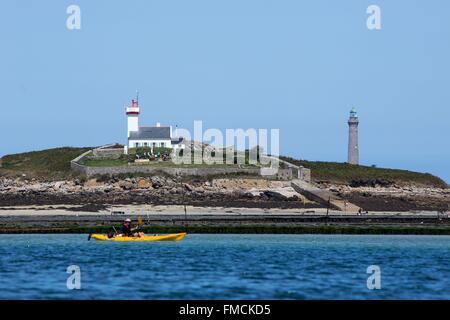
[0,176,448,212]
[0,176,315,209]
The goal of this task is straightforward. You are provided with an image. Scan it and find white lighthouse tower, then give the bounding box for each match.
[126,95,140,138]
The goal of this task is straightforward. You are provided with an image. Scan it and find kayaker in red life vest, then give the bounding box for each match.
[122,218,133,237]
[121,218,145,237]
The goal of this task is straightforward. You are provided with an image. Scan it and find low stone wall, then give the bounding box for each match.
[261,156,311,182]
[70,146,311,181]
[298,167,311,182]
[70,149,92,175]
[260,168,293,181]
[276,169,293,181]
[71,163,260,177]
[71,150,93,163]
[92,148,124,160]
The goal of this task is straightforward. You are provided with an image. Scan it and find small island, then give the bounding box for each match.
[0,145,448,235]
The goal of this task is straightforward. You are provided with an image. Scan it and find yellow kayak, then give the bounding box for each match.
[90,232,187,242]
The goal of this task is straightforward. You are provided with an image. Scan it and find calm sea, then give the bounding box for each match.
[0,234,449,299]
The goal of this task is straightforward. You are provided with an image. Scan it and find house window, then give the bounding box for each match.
[144,142,148,147]
[160,142,165,148]
[135,142,139,148]
[152,142,157,148]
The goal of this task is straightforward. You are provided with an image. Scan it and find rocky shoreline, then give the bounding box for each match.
[329,184,450,212]
[0,176,319,210]
[0,176,448,213]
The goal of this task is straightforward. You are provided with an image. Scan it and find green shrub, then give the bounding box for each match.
[0,147,92,180]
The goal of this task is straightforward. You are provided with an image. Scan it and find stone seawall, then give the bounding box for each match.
[70,162,261,177]
[70,146,310,180]
[261,156,311,182]
[92,148,124,160]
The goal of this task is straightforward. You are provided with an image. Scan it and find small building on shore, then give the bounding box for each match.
[125,96,185,153]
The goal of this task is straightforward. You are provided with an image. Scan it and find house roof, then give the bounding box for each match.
[171,137,184,145]
[129,126,171,140]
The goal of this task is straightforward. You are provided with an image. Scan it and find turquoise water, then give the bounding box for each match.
[0,234,449,299]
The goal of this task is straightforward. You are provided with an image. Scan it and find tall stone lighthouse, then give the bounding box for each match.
[347,107,359,165]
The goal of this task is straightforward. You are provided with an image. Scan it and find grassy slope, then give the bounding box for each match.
[0,148,447,188]
[281,156,447,188]
[0,147,91,180]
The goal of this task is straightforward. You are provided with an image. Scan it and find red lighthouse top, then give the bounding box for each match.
[126,98,140,115]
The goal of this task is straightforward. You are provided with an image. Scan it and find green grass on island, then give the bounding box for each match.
[0,147,447,188]
[281,156,447,188]
[0,147,91,180]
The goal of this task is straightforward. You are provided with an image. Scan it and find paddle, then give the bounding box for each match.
[134,216,144,236]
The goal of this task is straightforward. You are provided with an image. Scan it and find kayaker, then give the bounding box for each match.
[122,218,133,237]
[121,218,144,237]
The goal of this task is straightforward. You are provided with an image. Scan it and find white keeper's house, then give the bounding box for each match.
[124,96,185,154]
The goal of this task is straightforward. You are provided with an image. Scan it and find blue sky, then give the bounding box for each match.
[0,0,449,182]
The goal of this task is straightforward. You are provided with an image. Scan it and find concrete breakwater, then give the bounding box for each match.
[1,212,450,234]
